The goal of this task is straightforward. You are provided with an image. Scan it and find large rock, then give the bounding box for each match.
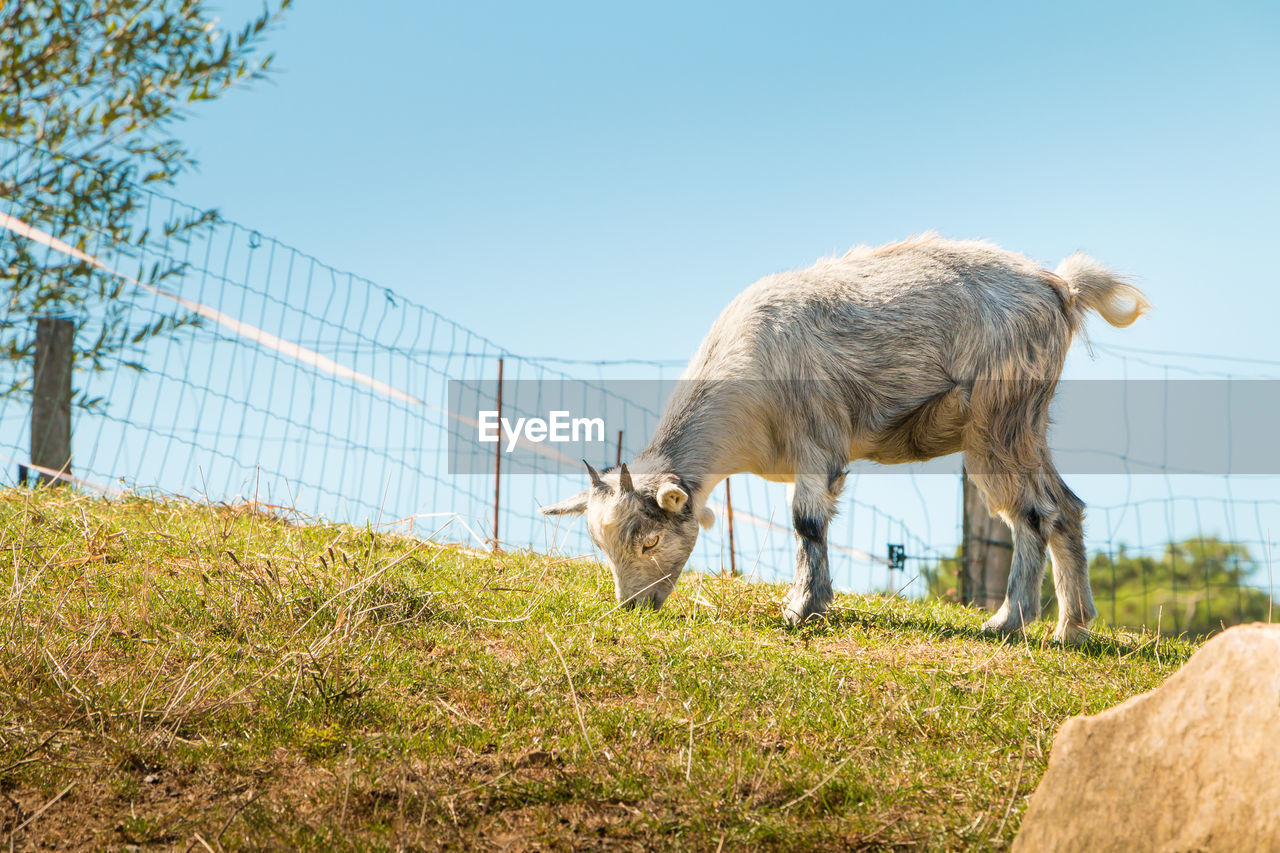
[1014,623,1280,852]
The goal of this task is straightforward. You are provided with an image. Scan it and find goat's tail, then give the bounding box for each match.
[1054,252,1150,331]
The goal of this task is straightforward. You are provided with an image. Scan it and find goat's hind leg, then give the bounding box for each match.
[966,466,1049,636]
[1046,472,1096,643]
[981,499,1051,636]
[782,467,845,627]
[971,464,1095,641]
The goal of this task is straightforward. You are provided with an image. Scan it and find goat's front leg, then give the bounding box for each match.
[782,470,843,627]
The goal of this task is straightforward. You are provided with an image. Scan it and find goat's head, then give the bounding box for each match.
[541,462,715,610]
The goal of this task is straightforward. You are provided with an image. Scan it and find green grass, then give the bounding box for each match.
[0,488,1201,851]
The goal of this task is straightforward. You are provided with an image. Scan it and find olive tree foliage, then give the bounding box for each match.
[0,0,289,405]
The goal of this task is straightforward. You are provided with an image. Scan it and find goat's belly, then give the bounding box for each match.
[857,390,969,464]
[743,452,796,482]
[863,435,963,465]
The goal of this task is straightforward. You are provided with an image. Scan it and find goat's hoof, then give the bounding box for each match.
[980,608,1026,636]
[781,591,826,628]
[1052,621,1093,645]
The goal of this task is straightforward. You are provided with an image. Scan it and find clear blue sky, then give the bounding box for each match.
[30,0,1265,585]
[176,0,1280,369]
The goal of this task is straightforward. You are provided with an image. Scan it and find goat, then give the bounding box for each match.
[542,234,1149,642]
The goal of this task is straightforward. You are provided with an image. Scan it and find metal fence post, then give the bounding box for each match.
[725,476,737,576]
[31,317,74,486]
[492,357,503,551]
[960,467,970,605]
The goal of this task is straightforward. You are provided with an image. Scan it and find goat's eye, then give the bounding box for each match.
[641,533,660,552]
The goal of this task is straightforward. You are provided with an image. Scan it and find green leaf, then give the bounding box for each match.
[0,0,290,407]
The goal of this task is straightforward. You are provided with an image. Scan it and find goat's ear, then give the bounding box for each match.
[656,482,688,514]
[541,490,589,516]
[698,505,716,530]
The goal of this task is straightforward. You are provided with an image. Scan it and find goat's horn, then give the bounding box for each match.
[618,463,634,493]
[583,460,605,490]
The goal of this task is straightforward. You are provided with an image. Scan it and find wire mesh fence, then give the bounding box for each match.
[0,141,931,591]
[1,141,1276,635]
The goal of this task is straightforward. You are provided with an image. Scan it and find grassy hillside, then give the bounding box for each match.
[0,489,1199,851]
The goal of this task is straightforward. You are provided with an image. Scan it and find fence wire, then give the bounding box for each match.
[1,142,1276,634]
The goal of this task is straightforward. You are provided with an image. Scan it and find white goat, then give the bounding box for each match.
[543,234,1149,641]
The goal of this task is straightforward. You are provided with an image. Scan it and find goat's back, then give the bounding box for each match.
[686,234,1074,392]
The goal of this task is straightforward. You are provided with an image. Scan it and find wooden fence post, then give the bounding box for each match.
[31,317,74,486]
